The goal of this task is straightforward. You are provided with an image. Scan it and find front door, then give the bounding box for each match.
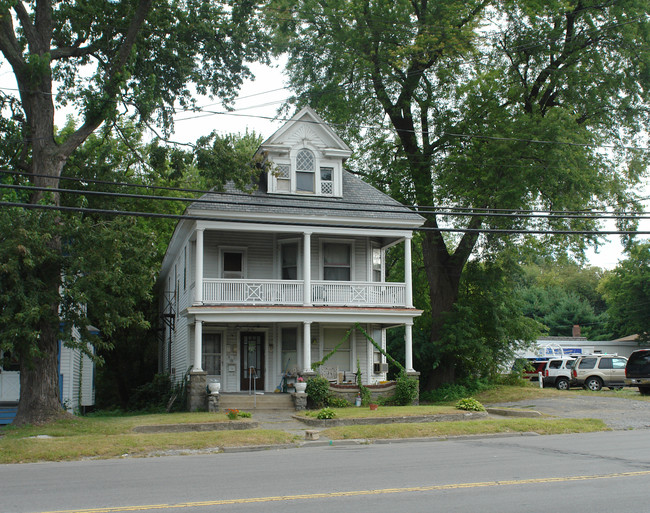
[241,332,264,392]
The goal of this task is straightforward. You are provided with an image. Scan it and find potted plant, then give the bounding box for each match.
[294,376,307,393]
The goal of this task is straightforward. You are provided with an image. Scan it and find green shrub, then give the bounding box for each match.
[316,407,336,419]
[421,383,471,403]
[394,372,419,405]
[238,411,252,418]
[496,373,530,387]
[127,374,173,412]
[456,397,485,412]
[306,376,331,408]
[327,396,351,408]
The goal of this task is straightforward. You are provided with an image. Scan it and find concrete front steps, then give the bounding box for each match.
[218,392,295,412]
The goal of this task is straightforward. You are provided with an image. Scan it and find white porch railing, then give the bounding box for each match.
[203,279,304,305]
[202,279,406,307]
[311,281,406,307]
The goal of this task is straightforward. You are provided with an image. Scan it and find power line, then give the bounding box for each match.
[2,200,649,236]
[2,181,649,222]
[2,169,648,219]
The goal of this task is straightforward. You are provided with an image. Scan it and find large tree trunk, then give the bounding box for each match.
[13,247,67,426]
[420,217,482,389]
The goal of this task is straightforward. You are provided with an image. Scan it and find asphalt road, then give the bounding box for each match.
[2,428,650,513]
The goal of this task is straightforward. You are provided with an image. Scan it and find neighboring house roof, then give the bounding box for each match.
[187,169,424,226]
[613,334,640,342]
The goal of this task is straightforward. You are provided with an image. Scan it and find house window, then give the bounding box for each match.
[281,327,298,375]
[202,333,222,376]
[296,149,315,193]
[281,242,298,280]
[323,243,351,281]
[320,167,333,195]
[183,246,187,290]
[276,164,290,192]
[222,251,244,279]
[323,327,351,372]
[372,246,382,282]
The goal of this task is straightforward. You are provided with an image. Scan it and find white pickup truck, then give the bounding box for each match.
[541,358,576,390]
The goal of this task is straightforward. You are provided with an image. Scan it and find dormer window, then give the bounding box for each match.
[296,149,315,193]
[268,146,341,196]
[268,147,341,196]
[261,106,352,197]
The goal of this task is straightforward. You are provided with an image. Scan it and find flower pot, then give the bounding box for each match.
[294,382,307,394]
[369,403,378,410]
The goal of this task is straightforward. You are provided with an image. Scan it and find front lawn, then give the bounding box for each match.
[0,412,297,464]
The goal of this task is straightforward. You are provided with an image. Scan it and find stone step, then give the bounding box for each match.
[218,393,296,411]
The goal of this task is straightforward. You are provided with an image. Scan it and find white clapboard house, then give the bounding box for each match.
[158,107,424,409]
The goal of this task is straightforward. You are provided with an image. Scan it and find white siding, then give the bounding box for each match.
[59,327,96,412]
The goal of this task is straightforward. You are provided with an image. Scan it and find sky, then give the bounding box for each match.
[1,58,647,269]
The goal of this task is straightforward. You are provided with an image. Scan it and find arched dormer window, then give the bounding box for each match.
[296,149,315,193]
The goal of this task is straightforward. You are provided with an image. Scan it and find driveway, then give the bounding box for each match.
[490,394,650,430]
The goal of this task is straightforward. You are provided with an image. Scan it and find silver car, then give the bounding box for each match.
[572,355,627,391]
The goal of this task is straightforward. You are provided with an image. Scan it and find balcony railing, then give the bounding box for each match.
[203,279,303,305]
[202,279,406,307]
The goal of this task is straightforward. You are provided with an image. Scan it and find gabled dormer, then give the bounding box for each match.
[258,106,352,197]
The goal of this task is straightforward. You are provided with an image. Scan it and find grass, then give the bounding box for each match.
[1,383,636,464]
[473,383,650,404]
[321,417,608,440]
[0,413,297,464]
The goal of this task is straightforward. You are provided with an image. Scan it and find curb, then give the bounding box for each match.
[294,411,488,427]
[215,431,542,454]
[486,407,542,418]
[133,420,258,433]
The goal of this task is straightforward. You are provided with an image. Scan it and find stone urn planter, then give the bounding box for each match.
[294,381,307,394]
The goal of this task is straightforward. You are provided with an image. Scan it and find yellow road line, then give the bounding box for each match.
[38,470,650,513]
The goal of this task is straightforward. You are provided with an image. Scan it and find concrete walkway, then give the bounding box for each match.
[249,411,312,436]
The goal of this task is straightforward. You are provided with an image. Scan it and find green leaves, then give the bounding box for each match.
[599,243,650,343]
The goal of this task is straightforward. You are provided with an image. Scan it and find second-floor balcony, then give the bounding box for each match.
[201,279,407,308]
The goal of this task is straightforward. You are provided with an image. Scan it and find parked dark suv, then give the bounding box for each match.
[625,349,650,396]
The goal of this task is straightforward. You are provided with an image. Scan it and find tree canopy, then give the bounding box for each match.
[0,0,270,424]
[599,242,650,343]
[270,0,650,386]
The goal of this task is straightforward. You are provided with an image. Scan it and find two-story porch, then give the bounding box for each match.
[164,223,420,399]
[157,106,425,410]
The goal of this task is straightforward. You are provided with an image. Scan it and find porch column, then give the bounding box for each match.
[195,227,204,304]
[405,322,414,372]
[303,321,312,372]
[404,235,413,308]
[193,320,203,372]
[303,231,312,305]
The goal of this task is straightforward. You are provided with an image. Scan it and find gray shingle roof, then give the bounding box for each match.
[188,170,424,225]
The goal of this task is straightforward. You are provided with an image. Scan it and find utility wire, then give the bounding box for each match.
[1,182,649,222]
[2,201,649,236]
[1,169,647,218]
